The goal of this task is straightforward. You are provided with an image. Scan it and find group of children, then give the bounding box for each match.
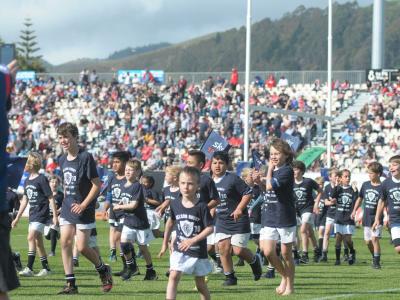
[11,122,400,299]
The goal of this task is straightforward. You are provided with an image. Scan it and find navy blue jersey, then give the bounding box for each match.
[359,181,383,227]
[144,188,161,210]
[261,164,297,228]
[59,150,99,224]
[50,191,63,217]
[381,177,400,225]
[106,176,126,220]
[248,185,262,224]
[171,199,212,258]
[214,172,252,234]
[198,173,219,204]
[24,174,52,223]
[121,181,149,230]
[162,186,181,220]
[324,184,337,219]
[332,186,358,225]
[316,194,327,226]
[294,178,319,215]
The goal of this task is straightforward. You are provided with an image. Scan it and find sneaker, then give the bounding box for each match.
[143,269,157,281]
[299,255,309,264]
[348,252,356,266]
[13,253,23,271]
[57,284,78,295]
[48,252,55,257]
[313,248,321,262]
[318,255,328,263]
[222,277,237,286]
[165,270,170,277]
[372,261,381,269]
[334,259,341,266]
[19,267,34,277]
[264,268,275,279]
[73,259,79,267]
[343,254,349,262]
[113,266,127,276]
[35,269,51,277]
[214,265,223,274]
[235,258,245,267]
[99,265,113,292]
[250,255,262,281]
[109,251,117,262]
[121,266,140,281]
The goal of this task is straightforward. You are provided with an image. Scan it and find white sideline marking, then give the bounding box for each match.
[311,288,400,300]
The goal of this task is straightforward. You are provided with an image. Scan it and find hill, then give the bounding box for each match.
[49,1,400,73]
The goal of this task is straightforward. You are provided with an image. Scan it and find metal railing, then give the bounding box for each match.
[36,70,366,85]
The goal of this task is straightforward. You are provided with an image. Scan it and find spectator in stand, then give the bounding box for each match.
[265,75,276,90]
[178,76,187,97]
[277,76,289,89]
[230,68,239,91]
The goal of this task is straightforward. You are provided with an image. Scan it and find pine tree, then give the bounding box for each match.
[17,18,45,72]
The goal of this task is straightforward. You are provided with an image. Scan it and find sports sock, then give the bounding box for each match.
[27,250,36,270]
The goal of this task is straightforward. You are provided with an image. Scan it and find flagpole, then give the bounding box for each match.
[244,0,252,162]
[327,0,333,168]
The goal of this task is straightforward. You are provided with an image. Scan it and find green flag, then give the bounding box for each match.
[296,147,326,168]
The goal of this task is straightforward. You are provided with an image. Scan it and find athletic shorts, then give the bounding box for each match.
[390,225,400,241]
[74,234,97,248]
[251,223,262,235]
[334,224,355,235]
[300,212,315,225]
[29,222,47,234]
[146,209,161,230]
[60,218,96,230]
[364,226,382,241]
[260,226,297,244]
[0,213,20,292]
[325,217,335,226]
[215,232,250,248]
[121,226,155,245]
[108,217,124,231]
[206,226,216,245]
[170,251,212,276]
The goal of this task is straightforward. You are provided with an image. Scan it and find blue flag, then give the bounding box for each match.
[236,161,252,176]
[97,167,113,194]
[252,150,265,170]
[7,156,27,189]
[200,130,230,160]
[281,133,301,152]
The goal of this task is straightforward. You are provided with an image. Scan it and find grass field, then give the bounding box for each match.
[8,218,400,300]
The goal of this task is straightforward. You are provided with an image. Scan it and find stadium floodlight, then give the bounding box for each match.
[327,0,333,168]
[372,0,385,69]
[244,0,252,162]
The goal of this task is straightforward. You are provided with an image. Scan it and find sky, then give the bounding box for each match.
[0,0,373,65]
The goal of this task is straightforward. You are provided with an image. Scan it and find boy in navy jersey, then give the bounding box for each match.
[261,138,296,296]
[319,168,340,262]
[102,151,135,275]
[373,155,400,256]
[46,175,63,256]
[113,160,157,281]
[159,166,213,300]
[12,152,57,277]
[352,162,383,269]
[331,169,358,266]
[142,175,163,238]
[186,150,220,272]
[314,177,327,261]
[57,122,112,294]
[211,151,262,286]
[292,161,322,263]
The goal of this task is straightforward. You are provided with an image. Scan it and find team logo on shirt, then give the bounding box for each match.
[295,190,304,199]
[342,195,350,205]
[180,220,194,238]
[393,191,400,202]
[367,192,376,202]
[120,196,130,205]
[27,188,33,200]
[64,172,73,185]
[113,188,121,199]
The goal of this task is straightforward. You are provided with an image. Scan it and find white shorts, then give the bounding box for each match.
[108,218,124,228]
[59,218,96,230]
[146,209,161,230]
[44,224,60,236]
[170,251,212,276]
[215,232,250,248]
[260,226,297,244]
[74,234,97,248]
[121,226,155,245]
[251,223,262,235]
[390,226,400,240]
[334,224,355,235]
[301,212,315,225]
[206,226,216,245]
[29,222,46,234]
[325,217,335,226]
[364,226,382,240]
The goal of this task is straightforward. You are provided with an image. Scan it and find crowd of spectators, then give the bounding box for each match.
[6,69,358,173]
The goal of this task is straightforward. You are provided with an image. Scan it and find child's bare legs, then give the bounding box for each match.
[195,276,211,300]
[166,270,182,300]
[261,239,287,295]
[138,245,152,265]
[281,242,295,295]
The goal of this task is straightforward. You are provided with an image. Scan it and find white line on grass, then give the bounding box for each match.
[311,288,400,300]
